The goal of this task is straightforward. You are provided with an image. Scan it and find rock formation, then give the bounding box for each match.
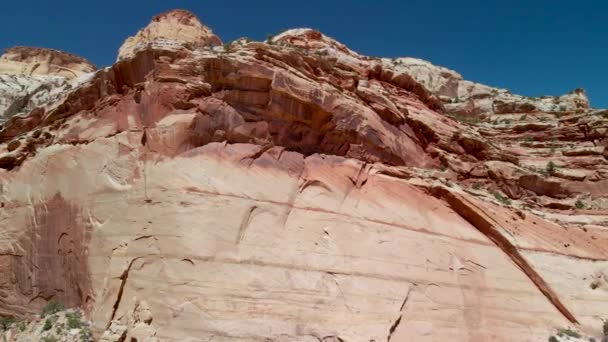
[0,9,607,342]
[388,57,590,116]
[117,8,222,61]
[0,47,96,120]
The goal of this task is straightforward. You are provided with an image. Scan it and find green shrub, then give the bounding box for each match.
[492,191,512,205]
[520,114,528,121]
[548,336,558,342]
[603,319,608,336]
[41,300,65,318]
[43,318,53,331]
[575,200,585,209]
[266,34,275,44]
[42,336,57,342]
[66,311,83,329]
[525,136,534,142]
[17,321,26,331]
[472,182,483,190]
[546,161,557,174]
[0,316,14,330]
[80,326,93,341]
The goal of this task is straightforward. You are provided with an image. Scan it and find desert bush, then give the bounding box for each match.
[43,318,53,331]
[41,300,65,318]
[492,191,512,205]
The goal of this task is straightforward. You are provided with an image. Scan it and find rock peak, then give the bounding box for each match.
[117,8,222,61]
[152,9,199,24]
[0,45,95,78]
[273,28,358,56]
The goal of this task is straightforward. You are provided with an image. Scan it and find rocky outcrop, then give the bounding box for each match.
[0,9,606,342]
[0,47,96,120]
[117,9,222,61]
[0,46,95,79]
[388,57,590,117]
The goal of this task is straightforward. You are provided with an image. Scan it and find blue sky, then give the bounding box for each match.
[1,0,605,107]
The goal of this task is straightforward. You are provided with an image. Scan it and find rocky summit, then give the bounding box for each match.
[0,9,607,342]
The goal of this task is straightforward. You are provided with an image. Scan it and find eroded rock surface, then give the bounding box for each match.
[0,9,607,342]
[0,47,96,120]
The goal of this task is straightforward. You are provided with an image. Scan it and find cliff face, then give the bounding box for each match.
[0,9,607,342]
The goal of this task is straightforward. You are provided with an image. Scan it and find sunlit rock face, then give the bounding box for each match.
[0,9,607,342]
[0,46,96,120]
[117,9,222,61]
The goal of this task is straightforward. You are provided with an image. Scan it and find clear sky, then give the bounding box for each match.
[1,0,605,107]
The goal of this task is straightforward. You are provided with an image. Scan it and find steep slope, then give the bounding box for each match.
[0,10,607,342]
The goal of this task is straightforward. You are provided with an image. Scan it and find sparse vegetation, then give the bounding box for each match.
[557,328,582,338]
[492,191,512,205]
[539,116,549,122]
[223,42,233,53]
[451,114,481,124]
[17,321,26,331]
[472,182,483,190]
[575,200,586,209]
[546,161,557,174]
[41,300,65,318]
[603,319,608,336]
[548,336,558,342]
[80,325,93,341]
[43,318,53,331]
[42,336,57,342]
[520,114,528,121]
[66,311,84,329]
[266,34,275,44]
[524,136,534,142]
[0,316,14,330]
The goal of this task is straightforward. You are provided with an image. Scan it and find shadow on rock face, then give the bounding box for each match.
[9,193,92,313]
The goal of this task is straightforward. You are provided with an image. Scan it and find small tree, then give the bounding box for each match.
[546,161,557,174]
[43,318,53,331]
[266,34,275,44]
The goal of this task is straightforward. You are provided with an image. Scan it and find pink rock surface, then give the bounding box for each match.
[0,9,607,342]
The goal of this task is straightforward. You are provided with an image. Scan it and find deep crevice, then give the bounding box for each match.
[430,187,579,324]
[106,257,141,329]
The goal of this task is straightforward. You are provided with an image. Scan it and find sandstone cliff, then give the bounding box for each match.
[0,47,96,120]
[0,9,607,342]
